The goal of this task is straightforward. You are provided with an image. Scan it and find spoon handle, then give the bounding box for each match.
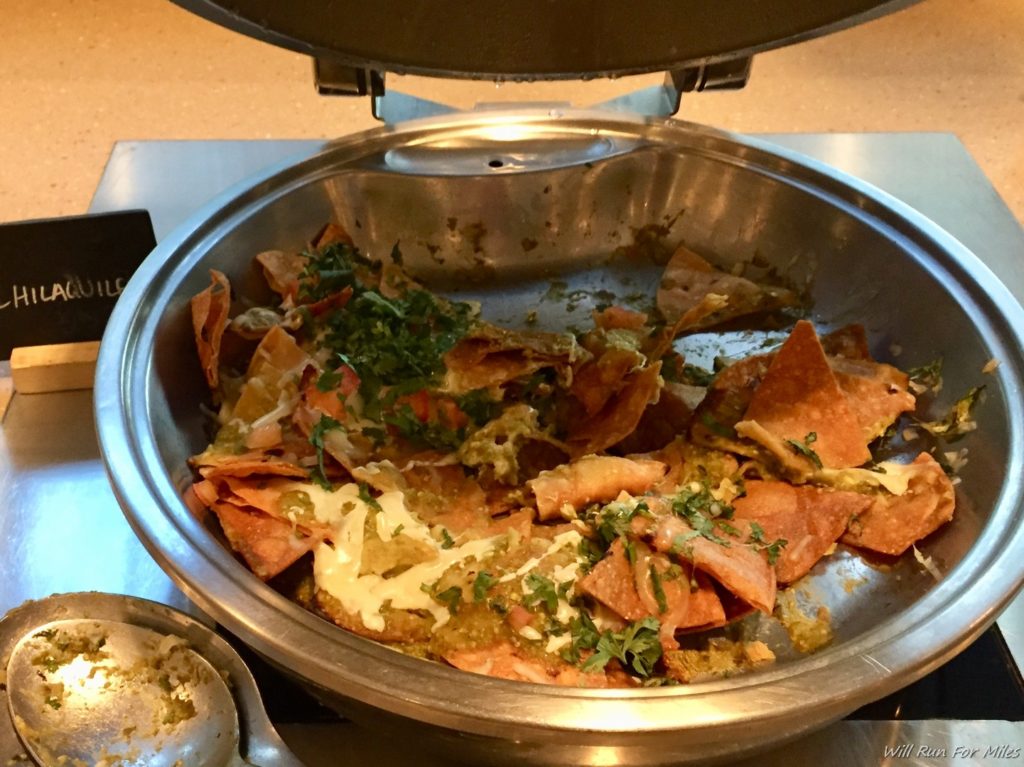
[247,728,308,767]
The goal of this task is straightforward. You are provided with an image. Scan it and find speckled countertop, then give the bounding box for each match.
[1,0,1022,227]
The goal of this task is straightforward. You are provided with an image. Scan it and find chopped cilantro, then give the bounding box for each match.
[785,431,823,470]
[383,404,464,451]
[432,586,462,615]
[764,538,788,566]
[561,611,601,664]
[308,415,342,490]
[917,386,985,441]
[297,242,372,302]
[357,483,382,511]
[578,537,605,571]
[440,528,456,549]
[473,571,498,602]
[669,530,700,558]
[587,499,653,552]
[671,484,734,547]
[747,521,787,565]
[392,523,405,536]
[580,617,663,678]
[323,288,473,407]
[908,357,943,391]
[360,426,388,447]
[316,368,344,392]
[455,389,501,426]
[523,573,559,613]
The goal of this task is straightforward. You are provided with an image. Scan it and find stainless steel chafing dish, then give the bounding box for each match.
[94,3,1024,764]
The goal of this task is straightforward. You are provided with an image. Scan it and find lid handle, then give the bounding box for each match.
[314,58,753,123]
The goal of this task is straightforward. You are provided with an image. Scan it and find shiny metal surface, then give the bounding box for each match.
[0,593,303,767]
[8,619,240,766]
[92,115,1024,765]
[170,0,917,80]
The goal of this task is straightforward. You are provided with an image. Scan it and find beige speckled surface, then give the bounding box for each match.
[1,0,1022,226]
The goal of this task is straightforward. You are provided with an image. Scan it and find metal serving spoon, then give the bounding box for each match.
[1,593,304,767]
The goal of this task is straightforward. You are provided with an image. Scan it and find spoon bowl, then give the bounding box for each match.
[0,593,303,767]
[7,618,240,767]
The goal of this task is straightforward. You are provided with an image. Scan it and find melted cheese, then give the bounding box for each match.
[310,484,499,632]
[817,460,924,496]
[498,530,583,584]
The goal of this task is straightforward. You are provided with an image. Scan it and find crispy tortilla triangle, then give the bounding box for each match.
[527,455,667,521]
[190,269,231,389]
[568,363,663,456]
[443,324,582,393]
[194,452,309,480]
[209,500,320,581]
[656,245,797,330]
[842,453,955,556]
[444,642,627,688]
[738,320,871,469]
[578,539,648,621]
[255,250,307,300]
[651,516,776,615]
[830,356,916,441]
[733,480,871,583]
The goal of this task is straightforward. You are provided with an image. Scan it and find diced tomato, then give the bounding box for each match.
[506,604,534,631]
[436,398,470,429]
[301,363,361,421]
[335,364,361,397]
[306,285,353,316]
[396,389,432,422]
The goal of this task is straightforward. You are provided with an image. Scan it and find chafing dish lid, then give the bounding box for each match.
[170,0,917,80]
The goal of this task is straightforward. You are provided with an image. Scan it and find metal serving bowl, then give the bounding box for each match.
[95,110,1024,765]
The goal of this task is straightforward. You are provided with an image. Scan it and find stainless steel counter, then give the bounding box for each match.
[2,133,1023,765]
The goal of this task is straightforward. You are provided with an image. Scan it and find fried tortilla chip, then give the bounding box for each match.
[736,320,871,470]
[444,642,625,687]
[651,515,776,615]
[614,381,694,454]
[209,500,320,580]
[232,325,314,424]
[571,347,645,417]
[190,269,231,389]
[830,356,916,441]
[255,250,307,300]
[593,306,649,331]
[578,539,649,621]
[568,363,663,456]
[443,324,584,393]
[821,324,872,361]
[210,475,338,537]
[842,453,955,556]
[194,452,309,480]
[312,222,355,249]
[733,480,872,583]
[528,455,667,521]
[657,245,797,329]
[689,353,773,456]
[678,571,728,632]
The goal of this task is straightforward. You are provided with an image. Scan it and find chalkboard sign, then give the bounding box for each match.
[0,210,156,361]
